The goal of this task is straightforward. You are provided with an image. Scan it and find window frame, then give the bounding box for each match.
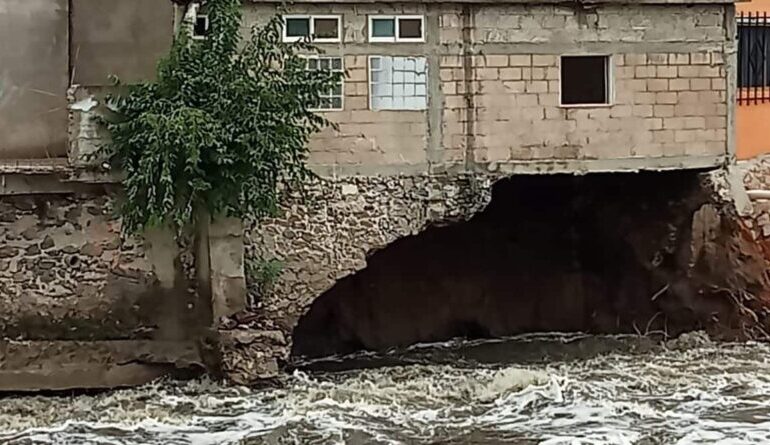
[282,14,342,43]
[368,55,428,111]
[558,54,614,108]
[192,14,210,40]
[368,15,425,43]
[303,55,345,112]
[738,21,770,88]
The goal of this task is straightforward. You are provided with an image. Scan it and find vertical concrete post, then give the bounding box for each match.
[208,216,247,321]
[724,3,738,164]
[143,225,178,289]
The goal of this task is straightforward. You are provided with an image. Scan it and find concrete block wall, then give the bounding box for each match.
[244,2,735,176]
[448,51,728,166]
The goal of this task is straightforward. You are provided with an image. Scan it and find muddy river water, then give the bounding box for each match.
[1,333,770,444]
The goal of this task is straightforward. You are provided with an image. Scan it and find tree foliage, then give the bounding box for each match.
[101,0,341,233]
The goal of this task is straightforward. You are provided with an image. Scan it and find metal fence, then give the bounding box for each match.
[738,11,770,105]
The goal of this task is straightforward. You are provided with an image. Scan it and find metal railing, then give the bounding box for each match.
[738,11,770,105]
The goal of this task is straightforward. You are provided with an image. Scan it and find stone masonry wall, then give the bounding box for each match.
[0,192,197,342]
[221,174,494,382]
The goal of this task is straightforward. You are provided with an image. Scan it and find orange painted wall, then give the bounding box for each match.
[737,0,770,159]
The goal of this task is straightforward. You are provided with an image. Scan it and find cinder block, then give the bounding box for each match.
[647,79,669,92]
[485,54,509,67]
[635,66,656,78]
[441,55,463,68]
[669,53,690,65]
[610,105,633,118]
[625,54,647,65]
[645,118,664,130]
[654,105,675,117]
[655,92,678,104]
[634,92,657,104]
[532,54,557,66]
[633,105,654,117]
[705,116,726,129]
[526,81,549,93]
[669,79,690,91]
[647,53,669,65]
[500,67,523,80]
[656,66,678,78]
[531,67,547,80]
[711,78,727,91]
[509,55,532,67]
[690,78,711,91]
[698,65,721,78]
[677,66,700,78]
[475,68,500,81]
[690,52,711,65]
[653,129,676,143]
[697,91,721,103]
[538,93,559,106]
[677,91,699,104]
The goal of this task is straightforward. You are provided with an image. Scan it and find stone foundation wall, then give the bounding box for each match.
[0,191,198,342]
[221,174,494,383]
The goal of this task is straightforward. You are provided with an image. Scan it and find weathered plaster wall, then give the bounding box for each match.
[244,2,734,175]
[0,191,198,342]
[0,0,69,159]
[70,0,174,86]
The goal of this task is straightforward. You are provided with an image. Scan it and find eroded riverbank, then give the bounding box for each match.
[2,334,770,444]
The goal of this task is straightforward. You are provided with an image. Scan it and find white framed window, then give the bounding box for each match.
[192,14,209,40]
[368,15,425,43]
[283,15,342,43]
[559,55,613,107]
[369,56,427,110]
[305,56,345,111]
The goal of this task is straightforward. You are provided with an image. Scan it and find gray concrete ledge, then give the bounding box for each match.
[0,340,202,392]
[311,155,727,177]
[478,154,729,175]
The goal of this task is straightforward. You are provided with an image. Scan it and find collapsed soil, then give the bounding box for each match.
[293,171,770,358]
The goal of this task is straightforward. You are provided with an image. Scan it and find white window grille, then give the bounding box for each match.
[369,56,427,110]
[306,56,344,111]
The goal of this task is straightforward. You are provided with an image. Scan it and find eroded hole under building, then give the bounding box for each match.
[292,171,757,359]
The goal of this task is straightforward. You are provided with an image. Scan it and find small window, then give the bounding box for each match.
[285,17,310,39]
[283,15,341,42]
[306,56,345,111]
[192,14,209,39]
[368,16,425,42]
[560,55,611,106]
[369,56,427,110]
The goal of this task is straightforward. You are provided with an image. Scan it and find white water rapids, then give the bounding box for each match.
[2,333,770,444]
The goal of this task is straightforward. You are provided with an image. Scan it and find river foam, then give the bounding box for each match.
[2,334,770,444]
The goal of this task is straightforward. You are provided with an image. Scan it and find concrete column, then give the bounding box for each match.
[208,216,247,321]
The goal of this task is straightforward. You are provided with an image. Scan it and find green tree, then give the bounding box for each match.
[101,0,341,233]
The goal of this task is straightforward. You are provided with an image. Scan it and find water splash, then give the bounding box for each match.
[2,335,770,444]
